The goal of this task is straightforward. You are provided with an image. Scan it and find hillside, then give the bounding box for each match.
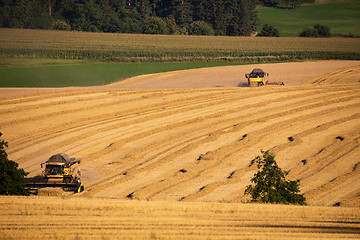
[256,2,360,37]
[1,61,359,208]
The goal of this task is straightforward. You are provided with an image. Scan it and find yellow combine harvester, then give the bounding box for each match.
[25,153,84,193]
[245,68,284,87]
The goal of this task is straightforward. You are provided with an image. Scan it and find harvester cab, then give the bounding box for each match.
[245,68,269,87]
[41,153,81,182]
[25,153,84,193]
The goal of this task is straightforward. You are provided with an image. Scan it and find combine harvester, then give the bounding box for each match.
[25,153,84,194]
[245,68,284,87]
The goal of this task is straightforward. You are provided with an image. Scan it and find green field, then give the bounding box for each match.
[0,59,247,87]
[256,2,360,37]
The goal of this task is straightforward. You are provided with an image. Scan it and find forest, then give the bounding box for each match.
[0,0,309,36]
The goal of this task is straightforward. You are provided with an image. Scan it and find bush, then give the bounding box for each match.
[164,17,179,35]
[244,151,306,205]
[257,24,280,37]
[0,132,29,195]
[299,24,331,38]
[314,24,331,37]
[188,21,215,36]
[88,25,99,32]
[53,20,71,31]
[143,17,168,35]
[259,0,314,9]
[299,28,319,37]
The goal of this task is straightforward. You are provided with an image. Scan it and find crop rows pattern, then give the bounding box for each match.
[1,84,359,207]
[1,29,360,61]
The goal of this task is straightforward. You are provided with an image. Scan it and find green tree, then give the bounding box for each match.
[171,0,193,26]
[0,132,29,196]
[244,151,306,205]
[164,17,180,34]
[257,24,279,37]
[258,0,314,9]
[188,20,214,35]
[314,24,331,37]
[70,0,102,31]
[192,0,257,36]
[0,0,258,36]
[8,4,30,28]
[143,17,168,34]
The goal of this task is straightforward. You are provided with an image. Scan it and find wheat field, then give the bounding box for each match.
[1,196,359,240]
[1,61,360,239]
[1,28,359,60]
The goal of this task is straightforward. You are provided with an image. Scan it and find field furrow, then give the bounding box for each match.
[1,79,359,208]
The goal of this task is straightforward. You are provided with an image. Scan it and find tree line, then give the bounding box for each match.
[0,0,259,36]
[259,0,314,9]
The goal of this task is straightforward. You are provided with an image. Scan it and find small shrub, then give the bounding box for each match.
[0,132,29,195]
[257,24,280,37]
[53,20,71,31]
[299,28,319,37]
[88,25,99,32]
[314,24,331,37]
[299,24,331,38]
[244,151,306,205]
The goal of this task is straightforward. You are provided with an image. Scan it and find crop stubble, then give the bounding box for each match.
[0,196,359,240]
[1,62,360,239]
[0,77,359,206]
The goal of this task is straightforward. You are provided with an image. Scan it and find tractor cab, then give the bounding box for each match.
[40,153,81,182]
[43,163,66,179]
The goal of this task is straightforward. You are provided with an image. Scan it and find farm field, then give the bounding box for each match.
[1,196,359,240]
[0,61,359,205]
[1,28,360,61]
[1,27,359,87]
[0,60,360,239]
[1,5,360,239]
[0,59,245,87]
[256,2,360,37]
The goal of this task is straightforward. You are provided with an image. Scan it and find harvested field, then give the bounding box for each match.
[112,60,360,88]
[1,196,359,240]
[0,60,359,207]
[1,60,360,239]
[302,64,360,85]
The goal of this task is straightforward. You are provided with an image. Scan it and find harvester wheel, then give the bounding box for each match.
[74,180,84,193]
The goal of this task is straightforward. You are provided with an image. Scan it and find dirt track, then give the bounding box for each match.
[1,60,360,207]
